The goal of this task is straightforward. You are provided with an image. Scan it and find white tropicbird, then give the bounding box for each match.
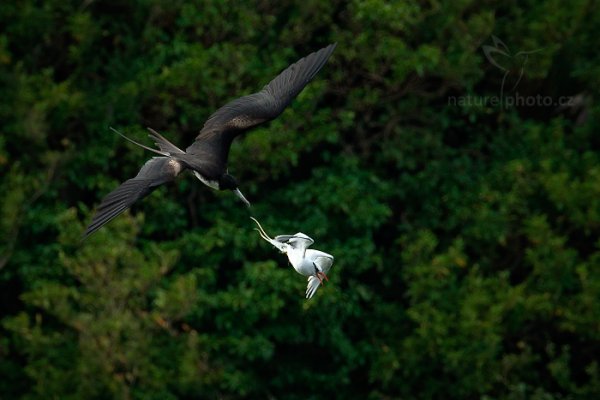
[251,217,334,299]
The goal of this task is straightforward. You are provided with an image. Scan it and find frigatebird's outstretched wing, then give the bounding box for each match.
[83,157,183,238]
[185,43,337,162]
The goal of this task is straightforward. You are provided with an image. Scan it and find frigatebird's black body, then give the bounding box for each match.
[84,43,336,238]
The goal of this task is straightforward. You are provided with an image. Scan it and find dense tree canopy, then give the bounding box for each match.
[1,1,599,399]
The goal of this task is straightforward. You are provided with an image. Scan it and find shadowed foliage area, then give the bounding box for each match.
[1,1,599,399]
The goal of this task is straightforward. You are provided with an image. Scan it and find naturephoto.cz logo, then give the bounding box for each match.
[448,35,574,108]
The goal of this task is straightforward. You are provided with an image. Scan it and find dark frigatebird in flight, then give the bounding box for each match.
[84,43,336,238]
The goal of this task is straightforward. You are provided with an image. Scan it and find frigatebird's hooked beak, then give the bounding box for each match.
[233,188,251,208]
[250,217,286,252]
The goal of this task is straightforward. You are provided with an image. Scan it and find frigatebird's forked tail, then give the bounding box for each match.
[83,156,183,238]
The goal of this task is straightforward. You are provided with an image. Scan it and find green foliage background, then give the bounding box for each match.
[1,1,599,398]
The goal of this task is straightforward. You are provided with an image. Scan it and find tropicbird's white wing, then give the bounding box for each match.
[305,253,334,299]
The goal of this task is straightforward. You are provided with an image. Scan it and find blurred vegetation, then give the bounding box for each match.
[1,0,599,399]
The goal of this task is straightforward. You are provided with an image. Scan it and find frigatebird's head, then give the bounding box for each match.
[219,174,251,207]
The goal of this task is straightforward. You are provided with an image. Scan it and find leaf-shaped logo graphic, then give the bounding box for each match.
[482,35,543,99]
